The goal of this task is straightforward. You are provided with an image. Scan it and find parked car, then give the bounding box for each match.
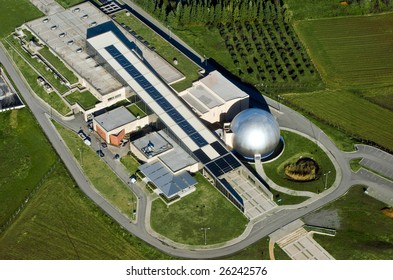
[83,138,91,146]
[101,142,108,149]
[78,130,86,139]
[96,150,105,158]
[130,175,137,184]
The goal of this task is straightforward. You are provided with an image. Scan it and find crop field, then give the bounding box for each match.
[0,164,172,260]
[284,90,393,151]
[311,185,393,259]
[0,109,57,227]
[285,0,380,20]
[295,13,393,88]
[217,19,321,92]
[362,87,393,112]
[0,0,43,39]
[151,173,248,246]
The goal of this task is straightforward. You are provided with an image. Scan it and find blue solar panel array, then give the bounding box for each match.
[205,153,242,177]
[105,45,208,148]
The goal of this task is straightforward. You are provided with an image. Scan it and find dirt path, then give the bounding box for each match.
[269,239,276,260]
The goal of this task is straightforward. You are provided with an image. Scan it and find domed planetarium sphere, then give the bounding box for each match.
[231,108,280,160]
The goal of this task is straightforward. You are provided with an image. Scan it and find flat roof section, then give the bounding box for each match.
[189,84,223,109]
[139,161,197,198]
[25,2,123,95]
[94,106,136,132]
[200,71,248,102]
[132,131,173,160]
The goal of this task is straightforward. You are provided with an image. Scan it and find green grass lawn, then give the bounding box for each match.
[312,185,393,259]
[120,154,140,175]
[150,173,248,246]
[350,158,362,172]
[114,11,201,92]
[295,13,393,88]
[283,90,393,151]
[39,46,78,84]
[263,130,336,193]
[126,103,146,118]
[54,122,137,220]
[0,109,57,226]
[0,0,43,39]
[65,90,99,110]
[3,39,70,115]
[362,86,393,112]
[0,164,173,259]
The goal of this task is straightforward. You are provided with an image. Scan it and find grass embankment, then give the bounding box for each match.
[115,11,201,92]
[150,173,248,246]
[5,36,69,94]
[283,90,393,151]
[3,38,70,115]
[54,122,137,219]
[65,90,99,110]
[312,185,393,259]
[39,46,78,84]
[120,154,140,175]
[0,109,57,226]
[295,14,393,88]
[0,164,173,259]
[263,130,336,193]
[0,0,43,39]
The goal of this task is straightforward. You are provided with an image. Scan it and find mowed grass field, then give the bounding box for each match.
[312,185,393,259]
[0,0,43,38]
[0,109,56,226]
[295,13,393,88]
[151,173,248,246]
[0,164,172,259]
[284,90,393,151]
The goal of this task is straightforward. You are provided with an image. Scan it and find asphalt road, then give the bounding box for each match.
[2,8,393,258]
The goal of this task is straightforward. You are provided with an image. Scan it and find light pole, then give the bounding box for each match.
[201,227,210,245]
[324,171,331,189]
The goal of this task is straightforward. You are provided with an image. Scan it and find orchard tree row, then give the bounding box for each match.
[132,0,293,27]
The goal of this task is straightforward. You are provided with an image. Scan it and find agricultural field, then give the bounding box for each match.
[0,109,57,227]
[283,90,393,151]
[150,173,248,246]
[0,164,173,260]
[295,13,393,88]
[0,0,43,38]
[362,87,393,112]
[217,19,321,92]
[284,0,388,20]
[308,185,393,259]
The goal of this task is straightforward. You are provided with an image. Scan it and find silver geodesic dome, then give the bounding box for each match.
[231,108,280,159]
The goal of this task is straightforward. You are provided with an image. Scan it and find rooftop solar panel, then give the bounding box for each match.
[105,44,209,148]
[193,149,211,164]
[211,141,228,156]
[223,153,241,169]
[206,161,224,177]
